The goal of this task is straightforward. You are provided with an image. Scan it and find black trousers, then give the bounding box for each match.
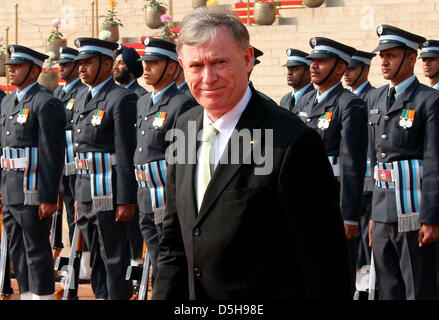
[356,192,372,268]
[3,204,54,295]
[76,201,133,300]
[139,211,162,288]
[128,207,144,261]
[372,221,439,300]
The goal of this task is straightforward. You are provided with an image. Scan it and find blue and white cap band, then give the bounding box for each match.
[59,53,77,60]
[313,45,351,63]
[287,56,311,65]
[421,46,439,54]
[79,45,114,58]
[144,47,178,62]
[10,52,44,67]
[350,56,372,65]
[379,34,419,51]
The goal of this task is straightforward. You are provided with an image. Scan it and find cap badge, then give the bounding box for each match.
[423,41,429,47]
[311,38,317,47]
[377,25,383,36]
[143,37,150,46]
[286,48,292,56]
[9,46,15,53]
[74,39,81,48]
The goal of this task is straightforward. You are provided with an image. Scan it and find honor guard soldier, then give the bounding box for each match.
[344,50,376,270]
[135,37,197,287]
[54,47,87,243]
[0,45,66,300]
[295,37,368,294]
[113,44,148,97]
[368,25,439,300]
[420,40,439,90]
[113,44,146,268]
[280,49,313,114]
[73,37,138,300]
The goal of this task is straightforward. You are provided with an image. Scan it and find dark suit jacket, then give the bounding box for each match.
[177,82,193,98]
[152,88,353,300]
[72,78,138,205]
[280,83,315,114]
[0,83,66,205]
[134,83,197,214]
[295,82,368,222]
[127,80,148,98]
[367,77,439,224]
[54,79,88,130]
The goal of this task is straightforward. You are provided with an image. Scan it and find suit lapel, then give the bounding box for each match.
[387,78,419,115]
[308,83,343,118]
[195,90,267,224]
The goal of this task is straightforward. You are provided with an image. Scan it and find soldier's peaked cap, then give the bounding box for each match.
[253,47,263,66]
[74,37,118,60]
[5,45,48,68]
[56,46,79,65]
[419,40,439,59]
[283,48,311,67]
[373,25,426,52]
[139,37,178,62]
[348,50,376,68]
[307,37,356,64]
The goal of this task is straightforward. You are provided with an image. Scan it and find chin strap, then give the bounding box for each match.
[17,63,34,88]
[350,64,366,89]
[154,58,171,87]
[392,47,408,81]
[64,61,79,83]
[91,55,103,86]
[316,57,340,86]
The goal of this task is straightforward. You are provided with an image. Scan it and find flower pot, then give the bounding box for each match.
[192,0,207,8]
[254,2,277,26]
[45,38,67,60]
[101,23,120,42]
[145,5,167,29]
[303,0,325,8]
[38,70,59,92]
[0,53,5,77]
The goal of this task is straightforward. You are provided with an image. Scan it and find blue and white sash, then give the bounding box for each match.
[64,130,76,176]
[75,152,114,211]
[135,160,167,223]
[1,147,39,205]
[374,160,423,232]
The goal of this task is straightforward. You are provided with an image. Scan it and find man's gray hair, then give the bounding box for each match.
[176,8,250,54]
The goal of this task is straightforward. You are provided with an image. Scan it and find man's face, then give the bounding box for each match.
[379,47,416,82]
[8,63,32,86]
[343,65,362,87]
[286,65,307,88]
[142,59,169,86]
[310,57,340,85]
[421,57,439,78]
[59,62,77,81]
[78,56,100,86]
[113,55,131,84]
[179,27,253,118]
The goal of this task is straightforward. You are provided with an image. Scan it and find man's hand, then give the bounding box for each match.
[74,200,78,223]
[344,223,359,241]
[418,223,439,247]
[368,220,373,248]
[38,202,58,220]
[115,204,135,222]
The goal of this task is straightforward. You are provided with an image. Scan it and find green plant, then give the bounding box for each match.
[144,0,168,11]
[48,18,64,41]
[102,0,124,26]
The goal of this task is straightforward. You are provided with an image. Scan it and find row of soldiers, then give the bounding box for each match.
[278,24,439,300]
[1,21,439,300]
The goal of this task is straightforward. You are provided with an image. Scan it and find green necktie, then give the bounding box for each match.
[196,124,217,212]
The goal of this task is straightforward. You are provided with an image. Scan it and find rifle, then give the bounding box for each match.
[127,242,151,300]
[50,193,64,263]
[54,225,84,300]
[0,208,13,300]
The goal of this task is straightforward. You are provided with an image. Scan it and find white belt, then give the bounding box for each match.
[332,164,340,177]
[0,157,27,170]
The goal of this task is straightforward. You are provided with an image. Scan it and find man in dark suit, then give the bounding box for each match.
[280,48,314,114]
[420,40,439,90]
[113,45,148,97]
[295,38,368,293]
[152,9,353,300]
[72,38,138,300]
[134,37,197,289]
[367,25,439,300]
[0,45,66,299]
[344,50,376,270]
[113,44,146,269]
